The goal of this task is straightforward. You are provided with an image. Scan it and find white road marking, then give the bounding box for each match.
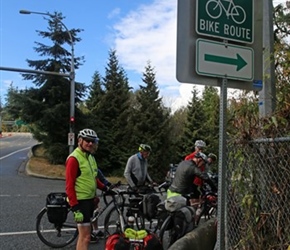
[0,146,32,160]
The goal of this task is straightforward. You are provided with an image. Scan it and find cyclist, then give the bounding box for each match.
[167,152,217,202]
[65,128,113,250]
[184,140,206,160]
[124,143,157,193]
[207,153,217,166]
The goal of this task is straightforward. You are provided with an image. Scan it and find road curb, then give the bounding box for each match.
[25,146,65,180]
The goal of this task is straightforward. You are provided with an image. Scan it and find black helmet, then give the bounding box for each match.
[139,144,152,152]
[195,152,208,162]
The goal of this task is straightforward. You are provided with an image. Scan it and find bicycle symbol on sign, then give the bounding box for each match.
[205,0,246,24]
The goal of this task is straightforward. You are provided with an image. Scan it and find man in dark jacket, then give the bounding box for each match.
[167,152,217,199]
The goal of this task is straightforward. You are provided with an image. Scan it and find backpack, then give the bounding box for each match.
[46,192,68,225]
[105,233,130,250]
[173,206,195,239]
[143,193,161,220]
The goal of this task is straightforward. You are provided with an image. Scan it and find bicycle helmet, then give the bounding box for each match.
[194,140,206,148]
[208,153,217,161]
[195,152,208,162]
[78,128,99,141]
[138,144,152,152]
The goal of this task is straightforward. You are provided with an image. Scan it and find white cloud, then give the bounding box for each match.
[108,8,121,19]
[112,0,196,111]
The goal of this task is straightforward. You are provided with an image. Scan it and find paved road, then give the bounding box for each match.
[0,133,106,249]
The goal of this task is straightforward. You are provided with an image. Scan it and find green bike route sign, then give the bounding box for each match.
[196,0,253,43]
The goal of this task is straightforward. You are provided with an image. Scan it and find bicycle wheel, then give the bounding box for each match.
[159,215,177,250]
[36,207,78,248]
[104,203,130,237]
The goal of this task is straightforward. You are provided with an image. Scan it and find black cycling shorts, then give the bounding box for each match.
[77,199,94,223]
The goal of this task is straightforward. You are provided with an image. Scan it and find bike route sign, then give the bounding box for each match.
[196,0,253,43]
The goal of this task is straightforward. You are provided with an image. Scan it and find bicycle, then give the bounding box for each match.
[103,182,169,238]
[35,182,121,248]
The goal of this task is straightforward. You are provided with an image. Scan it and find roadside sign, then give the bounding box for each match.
[196,39,253,81]
[196,0,253,43]
[68,133,75,146]
[176,0,263,90]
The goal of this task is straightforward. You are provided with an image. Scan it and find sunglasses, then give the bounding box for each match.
[83,138,98,144]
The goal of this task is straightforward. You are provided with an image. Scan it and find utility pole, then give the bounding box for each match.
[259,0,276,117]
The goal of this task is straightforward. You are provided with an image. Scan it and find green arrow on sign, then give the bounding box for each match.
[204,53,247,71]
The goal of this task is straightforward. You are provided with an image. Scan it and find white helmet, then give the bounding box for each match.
[195,140,206,148]
[78,128,99,141]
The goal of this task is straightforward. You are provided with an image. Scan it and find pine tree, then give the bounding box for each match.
[6,12,85,163]
[90,50,132,174]
[179,86,205,159]
[200,86,220,154]
[131,62,171,180]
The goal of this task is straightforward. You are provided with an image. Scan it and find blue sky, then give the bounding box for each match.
[0,0,285,111]
[0,0,194,111]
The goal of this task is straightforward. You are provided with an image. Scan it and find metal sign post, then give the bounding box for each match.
[216,78,228,250]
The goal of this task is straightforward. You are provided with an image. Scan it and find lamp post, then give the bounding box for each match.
[20,10,75,154]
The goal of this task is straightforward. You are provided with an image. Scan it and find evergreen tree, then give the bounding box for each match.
[5,12,86,163]
[90,50,132,175]
[179,86,205,159]
[167,107,188,163]
[200,86,220,154]
[130,62,171,180]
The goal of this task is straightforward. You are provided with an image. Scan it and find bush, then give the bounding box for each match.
[46,143,68,165]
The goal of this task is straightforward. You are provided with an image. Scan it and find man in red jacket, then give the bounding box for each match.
[66,129,112,250]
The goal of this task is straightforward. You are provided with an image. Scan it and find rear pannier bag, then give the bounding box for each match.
[46,192,68,225]
[143,231,163,250]
[173,206,195,239]
[105,233,130,250]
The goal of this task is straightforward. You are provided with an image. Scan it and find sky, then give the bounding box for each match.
[0,0,287,111]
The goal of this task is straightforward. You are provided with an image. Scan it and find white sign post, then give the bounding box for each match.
[68,133,75,146]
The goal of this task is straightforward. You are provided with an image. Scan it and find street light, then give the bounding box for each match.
[20,10,75,154]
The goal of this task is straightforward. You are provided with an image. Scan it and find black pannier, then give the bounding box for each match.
[46,192,68,225]
[143,193,161,220]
